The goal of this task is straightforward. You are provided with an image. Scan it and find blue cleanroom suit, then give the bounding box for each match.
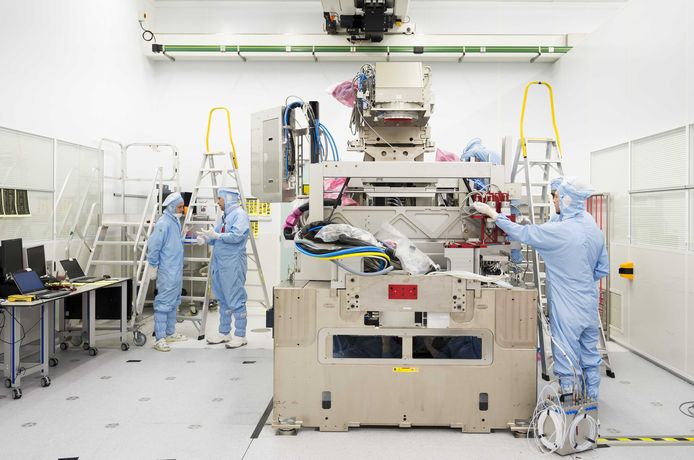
[495,178,609,400]
[209,188,250,337]
[147,193,184,341]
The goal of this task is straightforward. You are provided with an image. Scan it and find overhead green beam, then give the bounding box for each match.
[159,44,572,54]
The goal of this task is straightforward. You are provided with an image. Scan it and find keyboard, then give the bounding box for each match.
[38,291,68,300]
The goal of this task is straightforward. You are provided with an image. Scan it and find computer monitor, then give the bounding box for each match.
[0,238,24,280]
[60,258,86,279]
[26,245,47,277]
[12,270,45,294]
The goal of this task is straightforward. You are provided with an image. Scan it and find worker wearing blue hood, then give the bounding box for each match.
[474,177,609,401]
[147,192,187,352]
[198,187,250,349]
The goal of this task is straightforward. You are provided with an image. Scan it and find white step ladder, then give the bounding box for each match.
[510,81,614,382]
[177,107,271,339]
[87,141,180,347]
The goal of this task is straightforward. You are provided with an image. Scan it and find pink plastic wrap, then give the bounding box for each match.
[330,81,356,108]
[324,177,358,206]
[435,148,459,162]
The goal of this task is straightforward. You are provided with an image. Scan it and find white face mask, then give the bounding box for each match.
[174,213,183,218]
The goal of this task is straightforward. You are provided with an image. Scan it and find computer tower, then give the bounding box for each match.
[64,280,133,320]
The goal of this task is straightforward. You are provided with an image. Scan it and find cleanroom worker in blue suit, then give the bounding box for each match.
[198,187,250,349]
[147,192,187,352]
[474,177,609,401]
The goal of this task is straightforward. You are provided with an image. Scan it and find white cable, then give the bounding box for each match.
[569,411,598,453]
[527,381,568,455]
[426,270,513,288]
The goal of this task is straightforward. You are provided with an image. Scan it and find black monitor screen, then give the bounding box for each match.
[26,245,46,277]
[1,238,23,279]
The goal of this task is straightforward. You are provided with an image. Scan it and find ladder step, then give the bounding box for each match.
[186,220,217,225]
[90,260,134,265]
[528,160,562,165]
[204,151,228,156]
[524,138,556,144]
[103,221,151,227]
[95,241,144,246]
[182,276,208,282]
[181,295,206,302]
[184,257,210,263]
[200,168,224,173]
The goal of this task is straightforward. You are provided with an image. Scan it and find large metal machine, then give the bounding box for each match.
[321,0,412,42]
[253,62,538,434]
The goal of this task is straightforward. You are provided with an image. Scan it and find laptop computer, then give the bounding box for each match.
[12,270,68,300]
[59,259,103,283]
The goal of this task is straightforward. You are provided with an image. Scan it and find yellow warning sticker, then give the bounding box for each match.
[393,367,419,373]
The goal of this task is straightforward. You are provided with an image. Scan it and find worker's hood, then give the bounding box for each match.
[218,187,240,215]
[163,192,183,216]
[556,176,594,219]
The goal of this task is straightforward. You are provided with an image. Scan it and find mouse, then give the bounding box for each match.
[103,274,111,279]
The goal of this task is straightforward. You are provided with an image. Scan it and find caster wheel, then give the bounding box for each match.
[49,358,59,368]
[120,343,130,351]
[133,331,147,347]
[88,348,98,357]
[12,388,22,400]
[40,376,51,387]
[4,378,11,389]
[82,342,90,351]
[71,335,83,347]
[59,342,68,351]
[606,369,616,378]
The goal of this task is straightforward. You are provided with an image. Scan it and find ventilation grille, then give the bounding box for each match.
[631,127,687,191]
[631,191,686,248]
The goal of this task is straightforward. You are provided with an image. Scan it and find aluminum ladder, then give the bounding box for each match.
[511,81,614,381]
[87,141,180,346]
[178,107,271,339]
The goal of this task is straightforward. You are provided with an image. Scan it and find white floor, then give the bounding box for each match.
[1,308,693,460]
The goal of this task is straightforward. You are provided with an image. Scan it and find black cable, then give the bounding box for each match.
[327,178,350,221]
[679,401,694,418]
[138,20,156,42]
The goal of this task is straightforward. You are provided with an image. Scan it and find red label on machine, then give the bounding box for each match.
[388,284,418,300]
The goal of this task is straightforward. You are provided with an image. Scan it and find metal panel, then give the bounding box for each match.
[631,191,686,249]
[0,127,54,190]
[494,289,536,348]
[609,290,623,332]
[592,144,629,243]
[631,127,687,191]
[345,274,466,312]
[251,107,289,202]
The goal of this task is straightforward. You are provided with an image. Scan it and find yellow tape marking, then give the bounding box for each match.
[393,367,419,373]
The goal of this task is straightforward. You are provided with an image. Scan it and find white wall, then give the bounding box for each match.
[551,0,694,380]
[0,0,154,146]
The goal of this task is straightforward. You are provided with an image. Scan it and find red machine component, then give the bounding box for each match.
[388,284,418,300]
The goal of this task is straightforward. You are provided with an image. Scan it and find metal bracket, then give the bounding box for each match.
[530,46,542,63]
[458,46,467,63]
[237,45,247,62]
[312,45,317,62]
[386,46,391,62]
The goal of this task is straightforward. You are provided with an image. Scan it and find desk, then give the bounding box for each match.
[0,278,128,399]
[52,278,130,356]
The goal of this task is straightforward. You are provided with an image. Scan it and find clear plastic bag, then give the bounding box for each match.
[315,224,381,247]
[377,224,439,274]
